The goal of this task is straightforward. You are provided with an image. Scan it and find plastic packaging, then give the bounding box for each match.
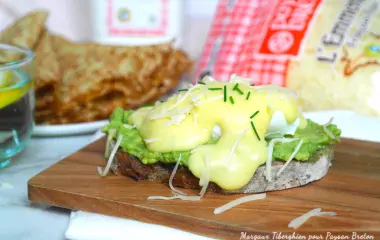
[195,0,380,116]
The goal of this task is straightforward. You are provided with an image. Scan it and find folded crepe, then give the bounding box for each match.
[0,11,48,62]
[0,10,193,124]
[33,31,61,123]
[50,35,192,124]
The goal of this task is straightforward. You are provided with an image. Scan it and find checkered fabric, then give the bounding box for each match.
[194,0,322,86]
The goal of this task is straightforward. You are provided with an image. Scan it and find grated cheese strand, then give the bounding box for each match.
[288,208,337,229]
[228,129,248,165]
[276,139,304,177]
[229,74,251,84]
[169,154,186,196]
[165,114,187,127]
[196,95,223,106]
[147,194,201,201]
[147,196,179,200]
[98,134,123,177]
[266,138,299,181]
[199,153,210,197]
[323,117,336,140]
[214,193,266,215]
[318,211,337,217]
[191,94,202,106]
[166,84,202,112]
[104,129,116,158]
[144,138,159,144]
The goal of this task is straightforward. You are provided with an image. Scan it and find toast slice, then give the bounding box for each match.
[107,140,334,194]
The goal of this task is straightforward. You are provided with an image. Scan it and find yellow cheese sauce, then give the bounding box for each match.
[130,77,306,190]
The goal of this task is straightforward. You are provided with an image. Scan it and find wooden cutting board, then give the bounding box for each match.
[28,137,380,239]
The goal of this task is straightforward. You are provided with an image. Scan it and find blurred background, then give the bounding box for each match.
[0,0,218,60]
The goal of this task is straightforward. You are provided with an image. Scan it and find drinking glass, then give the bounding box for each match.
[0,44,34,168]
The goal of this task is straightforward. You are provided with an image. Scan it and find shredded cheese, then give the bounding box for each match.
[323,118,336,140]
[288,208,337,229]
[276,139,304,177]
[191,94,202,106]
[214,193,266,214]
[148,153,212,201]
[266,138,300,181]
[166,84,202,112]
[98,134,123,177]
[230,74,251,84]
[147,194,201,201]
[201,75,215,82]
[144,138,159,144]
[147,196,179,200]
[165,114,187,127]
[104,129,116,158]
[169,154,186,196]
[199,153,211,198]
[227,129,248,165]
[196,95,223,106]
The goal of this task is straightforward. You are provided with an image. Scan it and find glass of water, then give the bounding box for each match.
[0,44,34,168]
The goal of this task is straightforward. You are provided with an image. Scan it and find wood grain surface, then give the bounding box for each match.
[28,137,380,240]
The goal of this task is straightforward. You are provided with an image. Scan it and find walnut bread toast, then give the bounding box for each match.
[98,75,341,201]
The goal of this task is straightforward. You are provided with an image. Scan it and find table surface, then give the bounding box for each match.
[2,110,380,240]
[0,135,93,240]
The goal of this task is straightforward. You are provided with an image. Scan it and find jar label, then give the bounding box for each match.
[106,0,169,36]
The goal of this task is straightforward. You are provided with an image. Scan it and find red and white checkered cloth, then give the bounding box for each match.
[194,0,322,86]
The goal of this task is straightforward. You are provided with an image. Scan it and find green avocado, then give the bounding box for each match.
[102,108,341,166]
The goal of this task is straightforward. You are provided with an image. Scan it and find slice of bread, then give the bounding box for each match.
[107,140,334,194]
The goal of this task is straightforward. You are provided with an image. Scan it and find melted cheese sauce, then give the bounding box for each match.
[130,77,306,190]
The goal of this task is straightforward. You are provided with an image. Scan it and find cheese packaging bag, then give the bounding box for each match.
[195,0,380,116]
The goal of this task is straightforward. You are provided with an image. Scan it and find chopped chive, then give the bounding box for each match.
[246,91,251,100]
[229,96,235,104]
[223,86,227,102]
[178,88,188,92]
[233,83,244,95]
[208,87,223,90]
[250,121,261,141]
[250,110,259,119]
[250,84,255,86]
[236,88,244,94]
[198,82,206,85]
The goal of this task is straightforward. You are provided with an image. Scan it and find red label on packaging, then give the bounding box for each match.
[259,0,322,56]
[195,0,324,87]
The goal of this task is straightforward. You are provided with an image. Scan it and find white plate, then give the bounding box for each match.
[33,120,109,137]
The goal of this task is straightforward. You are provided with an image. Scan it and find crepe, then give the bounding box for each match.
[51,35,169,104]
[34,31,60,95]
[33,31,61,120]
[0,10,192,124]
[0,11,48,62]
[50,35,192,123]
